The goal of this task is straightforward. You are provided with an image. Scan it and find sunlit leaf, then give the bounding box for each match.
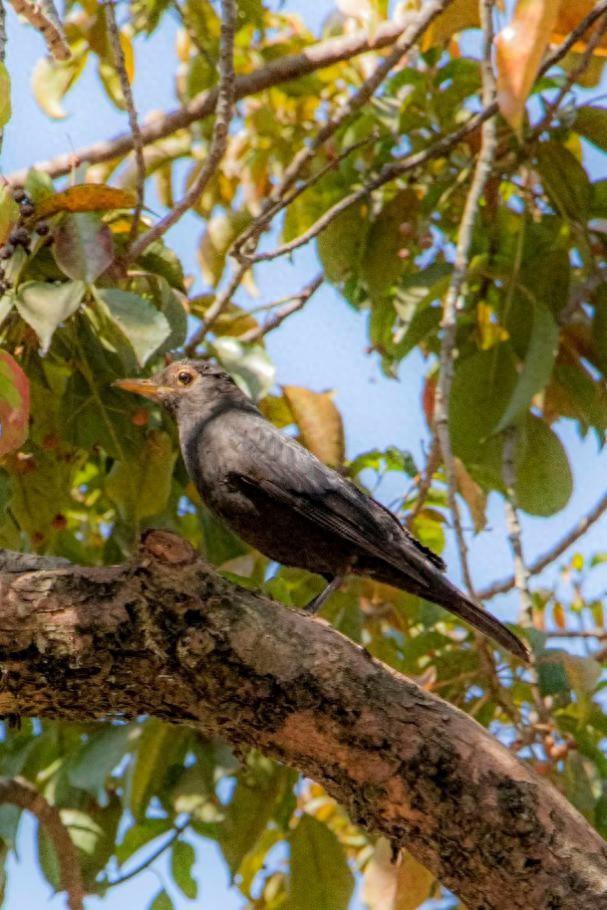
[212,337,275,400]
[0,185,19,246]
[0,62,11,128]
[495,0,561,134]
[283,385,345,468]
[149,890,174,910]
[422,0,479,50]
[454,457,487,533]
[93,287,170,366]
[15,280,85,353]
[363,838,434,910]
[34,185,137,220]
[31,50,88,119]
[54,213,114,282]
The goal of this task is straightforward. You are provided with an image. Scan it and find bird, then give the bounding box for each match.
[115,359,529,662]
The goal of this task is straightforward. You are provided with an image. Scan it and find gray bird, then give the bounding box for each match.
[115,359,529,662]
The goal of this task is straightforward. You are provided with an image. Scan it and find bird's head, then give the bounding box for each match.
[114,359,243,417]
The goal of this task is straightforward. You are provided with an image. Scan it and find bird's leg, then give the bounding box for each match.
[303,575,344,614]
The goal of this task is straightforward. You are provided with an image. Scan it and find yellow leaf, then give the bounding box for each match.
[553,602,566,630]
[363,839,434,910]
[282,386,345,468]
[33,184,137,220]
[422,0,479,50]
[496,0,563,135]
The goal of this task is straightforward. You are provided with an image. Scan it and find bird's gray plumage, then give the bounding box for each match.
[116,359,529,662]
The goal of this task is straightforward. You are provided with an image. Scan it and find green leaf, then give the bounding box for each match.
[68,723,136,797]
[496,302,558,431]
[117,818,173,865]
[212,337,275,400]
[449,345,518,490]
[288,814,353,910]
[53,213,114,282]
[25,169,55,205]
[538,652,569,696]
[198,210,252,285]
[537,142,592,221]
[574,106,607,152]
[15,281,85,353]
[0,185,19,245]
[93,287,170,366]
[515,414,572,516]
[220,754,292,875]
[318,205,369,286]
[0,62,11,128]
[171,840,197,900]
[128,720,189,821]
[138,241,186,291]
[149,890,174,910]
[361,190,417,299]
[106,430,177,520]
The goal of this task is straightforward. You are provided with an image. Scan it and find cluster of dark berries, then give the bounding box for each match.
[0,187,50,295]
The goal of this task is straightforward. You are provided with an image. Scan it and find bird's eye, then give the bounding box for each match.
[177,371,194,386]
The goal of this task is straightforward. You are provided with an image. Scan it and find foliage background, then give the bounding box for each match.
[3,0,607,908]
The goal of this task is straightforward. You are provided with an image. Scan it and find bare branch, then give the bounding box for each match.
[104,0,145,247]
[502,428,532,618]
[5,16,423,184]
[479,488,607,601]
[237,273,324,344]
[128,0,236,260]
[0,777,85,910]
[406,434,441,528]
[8,0,69,60]
[433,0,497,596]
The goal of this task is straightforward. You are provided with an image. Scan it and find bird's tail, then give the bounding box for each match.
[436,589,530,663]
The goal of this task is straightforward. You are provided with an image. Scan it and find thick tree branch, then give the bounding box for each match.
[0,530,606,909]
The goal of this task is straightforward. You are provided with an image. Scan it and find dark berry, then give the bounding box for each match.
[11,188,26,203]
[0,244,14,259]
[19,202,35,218]
[10,227,29,245]
[35,221,50,236]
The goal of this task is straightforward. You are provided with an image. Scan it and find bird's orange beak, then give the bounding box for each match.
[113,377,166,401]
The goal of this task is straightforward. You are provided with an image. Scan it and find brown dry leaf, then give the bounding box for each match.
[363,838,434,910]
[282,385,345,468]
[33,184,137,220]
[495,0,562,135]
[454,457,487,533]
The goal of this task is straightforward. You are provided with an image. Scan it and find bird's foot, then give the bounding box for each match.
[303,575,343,615]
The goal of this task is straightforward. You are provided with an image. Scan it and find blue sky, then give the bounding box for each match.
[3,0,607,907]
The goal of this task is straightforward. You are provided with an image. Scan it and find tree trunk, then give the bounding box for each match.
[1,530,606,909]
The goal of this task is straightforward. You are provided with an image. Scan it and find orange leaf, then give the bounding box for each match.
[282,386,345,468]
[496,0,563,135]
[553,1,607,56]
[33,184,137,220]
[0,351,29,456]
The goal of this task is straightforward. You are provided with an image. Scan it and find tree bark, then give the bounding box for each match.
[0,530,606,909]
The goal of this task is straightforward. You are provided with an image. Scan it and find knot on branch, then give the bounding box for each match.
[139,529,198,566]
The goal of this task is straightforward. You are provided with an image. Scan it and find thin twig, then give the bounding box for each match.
[184,262,247,353]
[479,488,607,601]
[237,273,324,344]
[104,0,145,247]
[8,0,69,59]
[434,0,497,596]
[128,0,236,260]
[108,819,190,888]
[406,434,441,527]
[0,777,85,910]
[502,428,532,618]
